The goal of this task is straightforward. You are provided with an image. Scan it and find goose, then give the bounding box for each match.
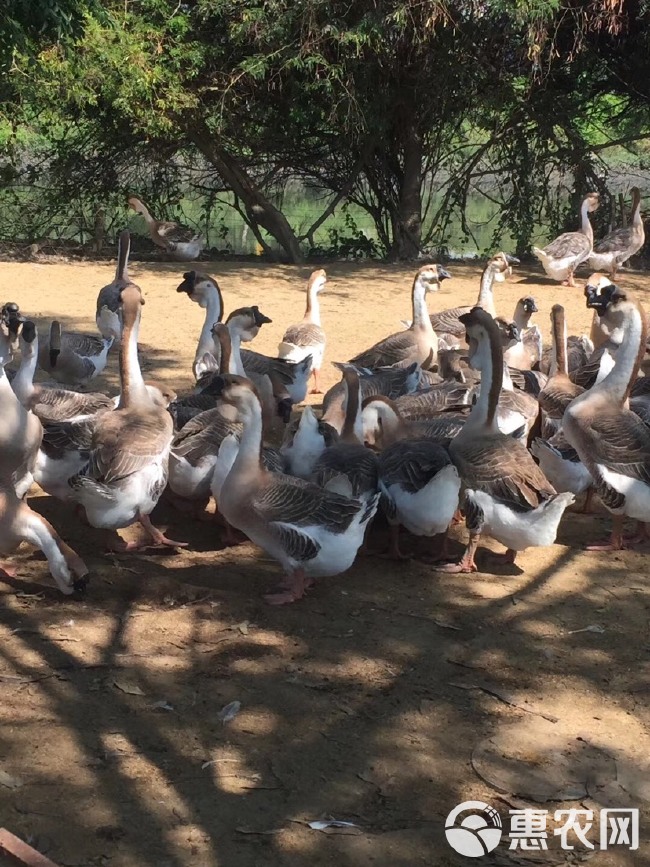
[503,296,543,371]
[588,187,645,279]
[533,191,600,286]
[69,277,185,551]
[37,319,113,386]
[0,319,88,593]
[563,281,650,550]
[347,264,450,370]
[12,321,114,425]
[362,396,466,451]
[175,270,224,379]
[281,406,339,479]
[128,196,205,261]
[321,362,422,433]
[95,229,131,340]
[377,438,460,560]
[207,375,379,604]
[278,269,328,393]
[426,253,518,346]
[309,367,379,504]
[437,307,573,573]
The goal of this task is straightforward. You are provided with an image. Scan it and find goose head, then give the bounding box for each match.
[1,302,23,351]
[490,252,520,282]
[583,191,600,213]
[519,295,538,317]
[414,263,451,294]
[494,316,520,350]
[309,269,327,293]
[226,306,272,342]
[204,373,260,422]
[460,307,503,373]
[176,270,222,310]
[127,196,148,216]
[585,279,629,321]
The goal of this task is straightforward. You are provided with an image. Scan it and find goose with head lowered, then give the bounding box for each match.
[347,264,450,370]
[207,375,379,605]
[533,191,599,287]
[0,315,88,593]
[278,269,328,394]
[563,281,650,550]
[588,187,645,279]
[128,196,205,261]
[69,276,186,551]
[437,307,574,573]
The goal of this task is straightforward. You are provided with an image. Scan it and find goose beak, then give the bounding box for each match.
[505,254,520,266]
[437,267,452,282]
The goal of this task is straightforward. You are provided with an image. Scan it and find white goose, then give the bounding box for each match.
[278,269,327,393]
[209,375,379,604]
[70,278,185,550]
[175,270,224,379]
[438,307,574,572]
[564,281,650,550]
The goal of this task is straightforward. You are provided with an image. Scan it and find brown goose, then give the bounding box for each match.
[537,305,585,437]
[437,307,573,573]
[69,278,185,550]
[128,196,205,261]
[207,375,379,605]
[564,281,650,550]
[278,269,327,393]
[589,187,645,279]
[428,253,517,345]
[533,192,599,286]
[348,264,450,369]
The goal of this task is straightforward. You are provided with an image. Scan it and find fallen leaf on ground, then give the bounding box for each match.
[113,680,145,696]
[217,700,241,723]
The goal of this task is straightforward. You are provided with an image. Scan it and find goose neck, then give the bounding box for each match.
[477,267,498,317]
[340,370,362,443]
[513,304,530,332]
[12,340,37,405]
[232,393,264,475]
[580,198,594,244]
[305,283,321,326]
[589,305,646,404]
[550,308,568,377]
[197,289,223,357]
[464,329,502,433]
[118,299,149,409]
[226,325,246,376]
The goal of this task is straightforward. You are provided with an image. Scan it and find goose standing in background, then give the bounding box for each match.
[209,375,379,605]
[278,269,327,394]
[588,187,645,279]
[533,192,600,286]
[96,229,132,341]
[564,281,650,550]
[175,270,224,379]
[348,264,450,369]
[438,307,573,573]
[128,196,205,261]
[70,277,185,551]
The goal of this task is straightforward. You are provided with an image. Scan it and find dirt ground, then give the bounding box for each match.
[0,253,649,867]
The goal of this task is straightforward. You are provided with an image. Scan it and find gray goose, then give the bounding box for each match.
[70,277,185,551]
[437,307,573,573]
[96,229,131,340]
[564,281,650,550]
[37,320,113,386]
[208,375,379,605]
[347,264,450,370]
[588,187,645,279]
[533,192,600,287]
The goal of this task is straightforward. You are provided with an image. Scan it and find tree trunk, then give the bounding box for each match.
[190,125,304,263]
[389,121,423,260]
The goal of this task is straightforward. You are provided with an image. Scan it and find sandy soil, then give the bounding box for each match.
[0,254,649,867]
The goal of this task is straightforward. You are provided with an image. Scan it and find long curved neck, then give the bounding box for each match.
[466,333,502,433]
[580,198,594,244]
[216,329,233,375]
[118,304,148,409]
[305,282,321,326]
[476,267,498,317]
[12,341,37,404]
[340,370,362,443]
[116,231,130,281]
[589,305,647,404]
[136,201,155,226]
[232,395,263,476]
[226,325,246,376]
[197,288,223,358]
[550,309,568,377]
[411,277,438,360]
[631,192,644,230]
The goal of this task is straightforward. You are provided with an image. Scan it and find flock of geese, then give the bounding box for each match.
[0,192,648,604]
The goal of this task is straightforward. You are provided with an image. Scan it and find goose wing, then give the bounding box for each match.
[593,226,638,254]
[281,323,325,347]
[349,330,418,369]
[63,332,108,358]
[41,418,96,459]
[33,388,113,424]
[156,221,199,245]
[544,231,591,260]
[380,440,453,493]
[539,378,584,418]
[451,435,556,512]
[88,410,172,484]
[253,473,362,536]
[172,409,241,462]
[429,307,471,336]
[580,412,650,485]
